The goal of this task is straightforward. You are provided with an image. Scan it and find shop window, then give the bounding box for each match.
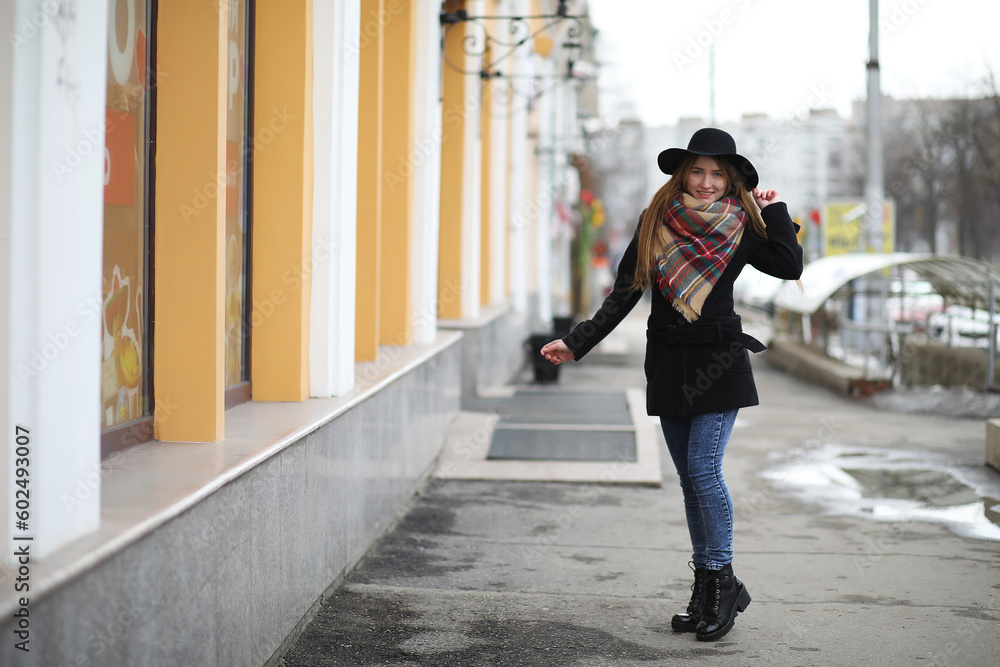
[101,0,155,456]
[225,0,254,408]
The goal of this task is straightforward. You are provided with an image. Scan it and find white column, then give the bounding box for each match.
[1,0,107,561]
[534,55,554,326]
[0,0,14,568]
[485,3,511,307]
[410,0,443,344]
[310,0,360,397]
[506,0,529,313]
[487,78,508,306]
[550,55,575,317]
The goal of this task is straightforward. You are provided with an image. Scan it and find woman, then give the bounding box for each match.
[541,128,803,642]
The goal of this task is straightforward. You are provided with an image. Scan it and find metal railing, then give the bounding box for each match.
[836,319,916,378]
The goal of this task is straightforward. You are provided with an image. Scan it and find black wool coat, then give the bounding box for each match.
[563,202,804,418]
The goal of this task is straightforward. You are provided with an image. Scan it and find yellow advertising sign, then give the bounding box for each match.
[823,200,895,255]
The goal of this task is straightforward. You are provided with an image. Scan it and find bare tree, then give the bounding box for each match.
[936,83,1000,262]
[883,105,947,253]
[872,73,1000,262]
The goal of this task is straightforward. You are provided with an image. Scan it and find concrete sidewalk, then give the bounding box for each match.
[276,308,1000,666]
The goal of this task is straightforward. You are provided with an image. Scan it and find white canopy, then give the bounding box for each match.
[774,252,1000,315]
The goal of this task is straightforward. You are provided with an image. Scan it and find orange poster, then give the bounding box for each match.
[227,140,241,217]
[104,109,136,207]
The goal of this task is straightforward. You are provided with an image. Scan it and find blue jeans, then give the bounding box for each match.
[660,409,738,571]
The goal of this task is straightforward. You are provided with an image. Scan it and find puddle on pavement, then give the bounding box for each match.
[761,443,1000,541]
[845,468,979,506]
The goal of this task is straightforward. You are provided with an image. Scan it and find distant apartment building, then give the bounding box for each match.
[644,110,853,259]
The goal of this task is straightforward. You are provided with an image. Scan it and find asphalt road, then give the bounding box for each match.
[277,308,1000,666]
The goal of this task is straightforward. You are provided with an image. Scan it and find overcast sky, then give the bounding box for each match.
[585,0,1000,127]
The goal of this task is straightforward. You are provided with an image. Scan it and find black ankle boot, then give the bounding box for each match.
[696,563,751,642]
[671,563,707,632]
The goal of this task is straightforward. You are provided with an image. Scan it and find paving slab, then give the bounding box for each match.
[277,309,1000,667]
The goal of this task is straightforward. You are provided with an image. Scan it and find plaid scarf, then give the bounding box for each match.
[653,193,746,322]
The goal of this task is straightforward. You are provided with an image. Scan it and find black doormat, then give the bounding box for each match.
[487,427,637,462]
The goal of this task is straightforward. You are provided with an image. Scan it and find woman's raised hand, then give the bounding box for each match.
[752,188,781,209]
[540,339,575,365]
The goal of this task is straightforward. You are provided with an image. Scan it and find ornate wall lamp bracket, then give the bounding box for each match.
[439,0,588,79]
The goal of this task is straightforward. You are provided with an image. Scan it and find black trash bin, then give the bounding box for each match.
[527,333,560,384]
[552,316,575,338]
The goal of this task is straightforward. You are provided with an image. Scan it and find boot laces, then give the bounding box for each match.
[705,570,729,613]
[687,562,706,613]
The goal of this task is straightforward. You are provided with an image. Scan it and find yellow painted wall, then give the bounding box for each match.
[153,0,228,441]
[438,1,468,320]
[378,0,416,345]
[355,0,384,360]
[530,0,554,56]
[250,0,314,401]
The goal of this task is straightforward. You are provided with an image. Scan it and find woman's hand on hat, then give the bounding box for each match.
[752,188,781,209]
[540,339,575,365]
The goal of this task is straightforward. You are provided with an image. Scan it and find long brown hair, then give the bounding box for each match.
[631,155,767,292]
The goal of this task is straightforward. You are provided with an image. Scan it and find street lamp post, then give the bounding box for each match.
[864,0,886,370]
[865,0,883,256]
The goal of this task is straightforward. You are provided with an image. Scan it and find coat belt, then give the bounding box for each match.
[646,316,767,353]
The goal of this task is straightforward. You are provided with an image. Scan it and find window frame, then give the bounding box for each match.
[224,0,255,409]
[101,0,159,459]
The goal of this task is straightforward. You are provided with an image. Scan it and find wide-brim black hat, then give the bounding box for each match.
[657,127,759,190]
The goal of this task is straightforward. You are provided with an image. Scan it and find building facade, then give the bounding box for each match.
[645,109,853,261]
[0,1,589,663]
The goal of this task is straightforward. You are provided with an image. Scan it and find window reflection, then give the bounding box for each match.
[226,0,250,389]
[102,0,150,429]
